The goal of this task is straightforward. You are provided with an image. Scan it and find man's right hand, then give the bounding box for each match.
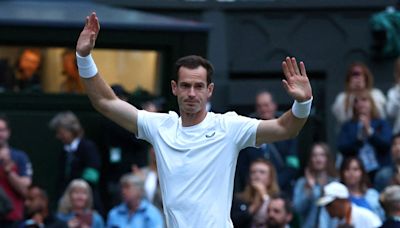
[76,12,100,57]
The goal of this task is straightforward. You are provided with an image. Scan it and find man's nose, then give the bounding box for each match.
[188,87,196,96]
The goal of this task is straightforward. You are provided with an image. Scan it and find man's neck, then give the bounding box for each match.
[180,110,207,127]
[127,199,141,214]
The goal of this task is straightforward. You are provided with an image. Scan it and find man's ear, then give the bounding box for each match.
[207,83,214,98]
[171,80,177,96]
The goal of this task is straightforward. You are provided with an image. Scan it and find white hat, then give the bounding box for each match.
[317,182,349,206]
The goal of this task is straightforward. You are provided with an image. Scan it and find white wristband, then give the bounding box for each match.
[292,97,313,118]
[76,52,98,78]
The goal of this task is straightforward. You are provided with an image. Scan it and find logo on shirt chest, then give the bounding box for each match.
[205,132,216,138]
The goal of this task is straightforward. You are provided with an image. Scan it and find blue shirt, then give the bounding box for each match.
[57,211,104,228]
[107,200,163,228]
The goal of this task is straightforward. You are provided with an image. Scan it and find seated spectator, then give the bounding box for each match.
[236,91,299,196]
[266,195,293,228]
[19,185,67,228]
[379,185,400,228]
[338,90,392,178]
[332,62,386,125]
[60,49,84,94]
[293,142,337,228]
[0,114,33,228]
[375,133,400,191]
[11,48,42,92]
[132,147,163,212]
[49,111,103,215]
[317,182,382,228]
[57,179,104,228]
[340,157,384,219]
[231,159,280,228]
[386,57,400,134]
[107,173,163,228]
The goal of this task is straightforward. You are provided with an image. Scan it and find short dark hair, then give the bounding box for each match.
[28,184,48,201]
[270,195,293,215]
[174,55,214,85]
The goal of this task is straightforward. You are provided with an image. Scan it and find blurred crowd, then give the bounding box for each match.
[0,51,400,228]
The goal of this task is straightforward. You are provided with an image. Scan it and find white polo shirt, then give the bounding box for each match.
[137,110,260,228]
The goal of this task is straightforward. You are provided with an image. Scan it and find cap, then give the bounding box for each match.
[317,182,349,206]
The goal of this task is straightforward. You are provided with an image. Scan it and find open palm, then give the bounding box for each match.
[282,57,313,102]
[76,12,100,57]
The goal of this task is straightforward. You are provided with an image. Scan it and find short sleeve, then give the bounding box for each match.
[137,110,176,144]
[223,112,260,150]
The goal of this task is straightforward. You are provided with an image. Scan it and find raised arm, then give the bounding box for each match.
[76,12,139,135]
[256,57,312,145]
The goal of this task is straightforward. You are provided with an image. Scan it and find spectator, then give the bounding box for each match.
[60,49,84,94]
[102,87,157,211]
[49,111,103,214]
[317,181,381,228]
[132,147,163,212]
[107,173,163,228]
[293,142,337,228]
[337,90,392,179]
[332,62,386,125]
[375,133,400,191]
[236,91,299,196]
[0,114,33,227]
[379,185,400,228]
[340,156,384,219]
[231,158,280,228]
[386,57,400,134]
[57,179,104,228]
[11,48,42,92]
[19,185,67,228]
[266,196,293,228]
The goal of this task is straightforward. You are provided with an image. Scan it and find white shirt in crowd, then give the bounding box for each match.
[137,110,260,228]
[331,89,386,124]
[340,203,382,228]
[387,84,400,134]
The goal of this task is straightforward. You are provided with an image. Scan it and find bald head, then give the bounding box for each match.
[255,91,277,120]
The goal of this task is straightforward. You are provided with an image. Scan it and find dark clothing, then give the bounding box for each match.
[57,138,103,214]
[235,139,299,196]
[0,148,32,222]
[58,138,100,189]
[380,218,400,228]
[337,119,392,170]
[102,119,149,181]
[18,214,68,228]
[231,196,253,228]
[101,119,149,210]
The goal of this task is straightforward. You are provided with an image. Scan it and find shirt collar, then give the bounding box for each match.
[118,200,148,214]
[64,138,81,153]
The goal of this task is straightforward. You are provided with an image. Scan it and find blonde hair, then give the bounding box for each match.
[352,90,380,119]
[240,159,280,203]
[58,179,93,214]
